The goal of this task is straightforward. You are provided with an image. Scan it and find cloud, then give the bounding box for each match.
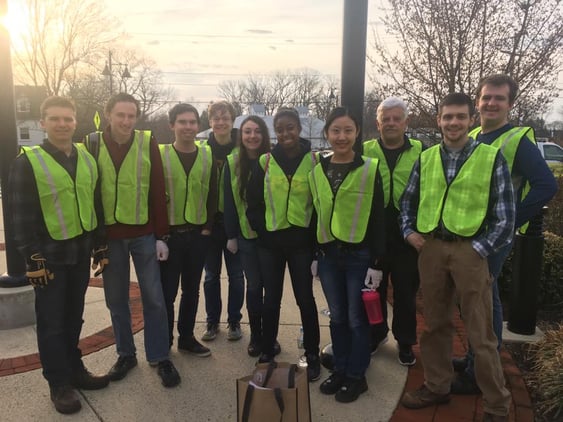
[247,29,273,34]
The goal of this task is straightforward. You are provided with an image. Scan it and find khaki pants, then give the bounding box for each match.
[418,237,511,416]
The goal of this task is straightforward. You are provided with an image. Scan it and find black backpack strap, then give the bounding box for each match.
[85,131,101,159]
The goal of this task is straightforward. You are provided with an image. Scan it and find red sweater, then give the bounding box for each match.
[102,127,169,240]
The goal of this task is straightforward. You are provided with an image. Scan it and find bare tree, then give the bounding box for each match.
[66,49,176,136]
[13,0,118,95]
[117,52,176,121]
[369,0,563,126]
[217,69,338,119]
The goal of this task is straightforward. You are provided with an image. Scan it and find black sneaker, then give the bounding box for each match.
[306,354,321,382]
[107,355,138,381]
[320,372,346,395]
[450,372,481,395]
[178,337,211,357]
[335,376,368,403]
[157,359,181,388]
[452,356,468,373]
[227,322,243,341]
[71,368,110,390]
[398,344,416,366]
[257,353,274,365]
[201,323,219,341]
[50,385,81,414]
[273,340,282,356]
[247,336,262,357]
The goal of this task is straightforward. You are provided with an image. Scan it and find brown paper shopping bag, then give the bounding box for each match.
[236,362,311,422]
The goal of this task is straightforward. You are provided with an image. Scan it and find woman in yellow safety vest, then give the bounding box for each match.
[246,108,321,382]
[309,107,386,403]
[223,115,282,357]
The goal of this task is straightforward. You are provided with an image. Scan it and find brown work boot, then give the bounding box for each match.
[401,384,450,409]
[71,367,110,390]
[483,412,508,422]
[50,385,81,414]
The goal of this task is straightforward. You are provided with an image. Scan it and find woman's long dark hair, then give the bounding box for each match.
[236,115,271,201]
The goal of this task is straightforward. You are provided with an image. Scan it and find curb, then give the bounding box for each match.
[0,278,143,377]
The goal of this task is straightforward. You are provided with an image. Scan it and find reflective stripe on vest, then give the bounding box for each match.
[363,139,422,209]
[226,153,257,239]
[160,143,212,225]
[309,157,379,244]
[98,130,151,225]
[416,144,497,237]
[260,151,318,231]
[469,126,535,233]
[24,144,98,240]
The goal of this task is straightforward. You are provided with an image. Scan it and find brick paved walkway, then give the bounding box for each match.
[389,290,534,422]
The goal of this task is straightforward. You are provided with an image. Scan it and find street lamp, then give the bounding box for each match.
[101,51,132,95]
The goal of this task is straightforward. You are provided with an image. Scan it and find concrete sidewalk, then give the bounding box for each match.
[0,197,408,421]
[0,274,407,422]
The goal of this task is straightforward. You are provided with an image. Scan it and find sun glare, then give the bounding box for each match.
[2,1,28,49]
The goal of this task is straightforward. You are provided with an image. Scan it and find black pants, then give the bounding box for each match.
[371,244,419,346]
[257,244,320,357]
[35,260,90,388]
[160,230,210,346]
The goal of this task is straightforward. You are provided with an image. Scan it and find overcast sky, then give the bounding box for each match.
[5,0,562,120]
[102,0,384,106]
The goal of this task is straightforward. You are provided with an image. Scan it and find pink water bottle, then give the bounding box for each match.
[362,289,383,325]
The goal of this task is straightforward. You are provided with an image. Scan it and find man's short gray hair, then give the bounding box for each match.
[377,97,408,119]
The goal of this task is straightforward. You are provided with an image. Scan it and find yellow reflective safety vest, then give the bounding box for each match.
[160,143,212,225]
[416,143,498,237]
[98,130,151,225]
[469,126,535,233]
[226,153,256,239]
[260,151,318,231]
[309,157,379,244]
[198,139,237,214]
[363,138,422,209]
[24,144,98,240]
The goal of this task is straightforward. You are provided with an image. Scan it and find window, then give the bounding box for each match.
[17,97,31,113]
[544,144,563,162]
[20,127,30,140]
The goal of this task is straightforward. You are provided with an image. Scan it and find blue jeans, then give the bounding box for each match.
[318,244,371,379]
[238,237,263,317]
[160,230,210,346]
[203,221,245,324]
[103,234,170,362]
[465,241,513,378]
[35,260,90,387]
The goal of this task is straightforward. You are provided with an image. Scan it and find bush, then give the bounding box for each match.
[528,324,563,420]
[498,231,563,308]
[544,174,563,237]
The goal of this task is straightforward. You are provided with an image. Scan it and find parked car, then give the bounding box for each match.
[537,141,563,174]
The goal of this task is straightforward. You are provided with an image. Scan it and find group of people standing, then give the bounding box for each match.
[9,73,557,420]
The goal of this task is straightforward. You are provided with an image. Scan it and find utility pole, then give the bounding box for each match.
[0,0,27,287]
[341,0,368,152]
